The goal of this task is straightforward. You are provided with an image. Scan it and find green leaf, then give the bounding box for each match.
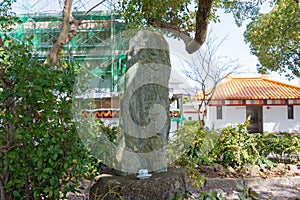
[13,191,20,197]
[236,183,245,191]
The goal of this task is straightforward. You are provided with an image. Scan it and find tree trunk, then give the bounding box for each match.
[195,0,213,47]
[46,0,73,66]
[0,181,5,200]
[45,0,106,66]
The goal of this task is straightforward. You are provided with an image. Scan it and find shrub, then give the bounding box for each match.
[175,120,222,172]
[178,118,300,171]
[174,121,214,166]
[260,132,300,163]
[206,119,261,168]
[184,121,206,161]
[0,35,97,199]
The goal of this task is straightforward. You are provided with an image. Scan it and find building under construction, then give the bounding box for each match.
[6,0,188,125]
[7,0,129,122]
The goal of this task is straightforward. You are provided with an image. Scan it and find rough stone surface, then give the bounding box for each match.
[89,168,187,200]
[117,29,171,173]
[287,164,299,174]
[249,165,261,177]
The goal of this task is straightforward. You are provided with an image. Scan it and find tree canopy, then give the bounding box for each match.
[117,0,299,78]
[244,0,300,79]
[116,0,265,52]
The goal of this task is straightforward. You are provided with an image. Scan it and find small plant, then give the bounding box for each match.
[236,184,258,200]
[171,191,226,200]
[91,185,124,200]
[99,120,119,144]
[171,190,192,200]
[187,168,206,189]
[256,157,277,171]
[261,132,300,163]
[176,120,218,166]
[194,191,226,200]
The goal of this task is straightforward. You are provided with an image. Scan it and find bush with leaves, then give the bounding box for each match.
[204,118,261,169]
[176,121,219,165]
[184,121,206,161]
[0,34,98,199]
[178,118,300,170]
[260,132,300,163]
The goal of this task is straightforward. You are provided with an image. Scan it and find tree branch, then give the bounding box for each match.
[46,0,108,66]
[194,0,213,52]
[148,0,213,54]
[46,0,73,66]
[78,0,107,24]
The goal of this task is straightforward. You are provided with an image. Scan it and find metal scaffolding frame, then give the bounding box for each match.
[7,8,127,93]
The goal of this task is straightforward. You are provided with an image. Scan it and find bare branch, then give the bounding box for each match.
[78,0,107,24]
[182,30,240,126]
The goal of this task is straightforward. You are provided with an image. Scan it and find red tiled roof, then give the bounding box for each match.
[195,76,300,100]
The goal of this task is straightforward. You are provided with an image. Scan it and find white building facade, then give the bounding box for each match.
[194,76,300,133]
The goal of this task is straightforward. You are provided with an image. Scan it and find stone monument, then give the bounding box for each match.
[115,29,171,173]
[90,29,188,200]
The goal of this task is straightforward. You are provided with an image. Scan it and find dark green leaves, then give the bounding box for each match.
[245,0,300,79]
[0,34,97,200]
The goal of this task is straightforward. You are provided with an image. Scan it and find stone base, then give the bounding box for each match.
[90,168,187,200]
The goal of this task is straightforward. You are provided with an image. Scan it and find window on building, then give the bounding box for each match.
[285,99,289,104]
[288,105,294,119]
[272,99,276,104]
[216,106,222,119]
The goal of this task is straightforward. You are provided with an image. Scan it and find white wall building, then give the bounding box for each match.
[193,75,300,133]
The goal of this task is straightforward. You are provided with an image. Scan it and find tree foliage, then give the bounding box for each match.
[0,0,19,47]
[117,0,299,78]
[116,0,265,52]
[0,0,18,31]
[244,0,300,78]
[0,1,97,199]
[0,34,95,199]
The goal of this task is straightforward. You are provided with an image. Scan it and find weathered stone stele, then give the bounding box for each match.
[89,30,189,200]
[116,29,171,173]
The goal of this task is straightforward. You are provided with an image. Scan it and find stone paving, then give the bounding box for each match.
[188,176,300,200]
